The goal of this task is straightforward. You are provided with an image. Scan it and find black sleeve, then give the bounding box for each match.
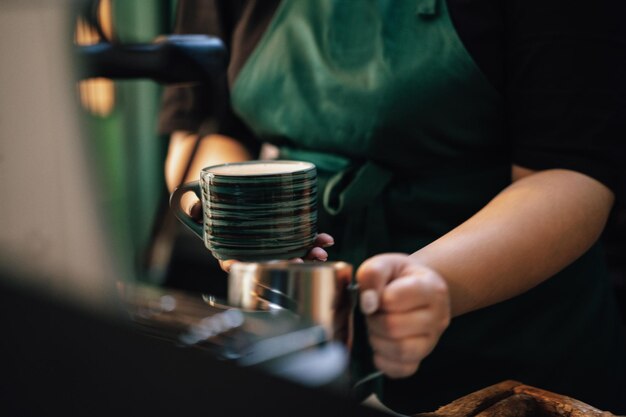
[158,0,261,157]
[505,0,626,199]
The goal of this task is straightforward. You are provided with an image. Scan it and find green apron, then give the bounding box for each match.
[231,0,625,412]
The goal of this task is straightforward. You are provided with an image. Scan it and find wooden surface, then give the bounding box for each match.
[414,381,616,417]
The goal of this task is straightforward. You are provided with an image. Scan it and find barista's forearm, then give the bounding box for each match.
[165,131,252,193]
[410,168,614,317]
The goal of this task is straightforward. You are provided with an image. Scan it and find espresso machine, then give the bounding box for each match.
[119,262,356,389]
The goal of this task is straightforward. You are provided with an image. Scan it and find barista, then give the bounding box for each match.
[159,0,626,413]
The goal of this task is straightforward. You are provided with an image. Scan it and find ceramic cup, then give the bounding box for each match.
[170,160,317,262]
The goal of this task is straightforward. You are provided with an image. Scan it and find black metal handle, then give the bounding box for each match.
[76,34,227,84]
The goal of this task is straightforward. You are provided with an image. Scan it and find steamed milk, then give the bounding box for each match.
[206,161,314,176]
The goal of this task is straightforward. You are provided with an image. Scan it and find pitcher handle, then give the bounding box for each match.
[170,181,204,240]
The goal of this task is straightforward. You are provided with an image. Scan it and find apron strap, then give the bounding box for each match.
[323,161,392,216]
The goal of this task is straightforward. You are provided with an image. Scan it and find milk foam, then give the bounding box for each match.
[206,161,313,176]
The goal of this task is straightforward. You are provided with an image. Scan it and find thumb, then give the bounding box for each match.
[356,253,409,315]
[189,199,203,223]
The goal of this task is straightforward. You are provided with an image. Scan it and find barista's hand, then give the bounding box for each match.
[357,254,451,378]
[219,233,335,272]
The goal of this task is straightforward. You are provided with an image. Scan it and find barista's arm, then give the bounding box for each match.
[165,131,253,217]
[415,166,613,316]
[165,131,253,193]
[357,167,614,377]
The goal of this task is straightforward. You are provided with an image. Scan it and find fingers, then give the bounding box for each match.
[357,254,409,295]
[380,274,449,314]
[356,253,410,314]
[180,191,201,220]
[189,200,203,223]
[370,334,435,366]
[357,255,452,379]
[367,309,435,339]
[372,354,420,379]
[367,307,448,379]
[303,233,334,261]
[369,321,443,378]
[314,233,335,248]
[288,258,305,263]
[304,246,328,261]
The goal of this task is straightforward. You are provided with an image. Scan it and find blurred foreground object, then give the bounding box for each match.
[0,267,386,417]
[0,0,120,314]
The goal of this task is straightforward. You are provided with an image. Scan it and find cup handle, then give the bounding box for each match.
[170,181,203,240]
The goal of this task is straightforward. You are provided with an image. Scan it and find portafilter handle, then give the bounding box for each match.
[76,34,227,84]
